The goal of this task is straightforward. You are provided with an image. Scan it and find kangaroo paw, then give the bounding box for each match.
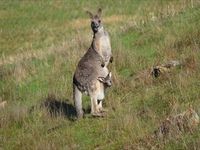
[101,63,105,67]
[110,56,113,63]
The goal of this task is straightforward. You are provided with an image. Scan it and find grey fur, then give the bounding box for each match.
[73,9,112,118]
[73,47,109,93]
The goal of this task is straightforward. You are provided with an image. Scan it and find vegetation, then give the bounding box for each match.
[0,0,200,149]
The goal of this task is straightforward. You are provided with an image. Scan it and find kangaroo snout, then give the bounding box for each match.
[91,21,99,28]
[91,20,101,32]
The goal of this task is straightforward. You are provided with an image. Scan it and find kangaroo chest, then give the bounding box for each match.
[94,33,111,62]
[99,35,111,55]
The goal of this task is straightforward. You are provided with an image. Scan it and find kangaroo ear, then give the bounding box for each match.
[86,10,93,19]
[97,8,102,17]
[97,77,105,83]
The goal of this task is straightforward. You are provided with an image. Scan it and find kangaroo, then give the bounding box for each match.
[87,8,113,66]
[73,9,112,118]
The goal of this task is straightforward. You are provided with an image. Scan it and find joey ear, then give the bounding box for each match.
[97,77,105,83]
[86,10,93,19]
[97,8,102,17]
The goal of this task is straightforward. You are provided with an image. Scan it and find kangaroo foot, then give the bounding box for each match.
[99,108,108,113]
[91,112,105,117]
[76,110,84,119]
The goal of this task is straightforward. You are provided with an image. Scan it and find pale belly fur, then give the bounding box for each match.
[99,36,111,63]
[97,89,105,100]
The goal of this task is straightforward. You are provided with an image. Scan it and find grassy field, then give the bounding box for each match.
[0,0,200,149]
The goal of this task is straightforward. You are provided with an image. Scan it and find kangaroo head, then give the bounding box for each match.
[86,8,103,33]
[98,72,112,87]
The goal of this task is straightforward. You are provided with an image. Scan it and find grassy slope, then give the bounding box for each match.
[0,0,200,149]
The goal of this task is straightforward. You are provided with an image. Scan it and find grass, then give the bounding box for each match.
[1,0,200,149]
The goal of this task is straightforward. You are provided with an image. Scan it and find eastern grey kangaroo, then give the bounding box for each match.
[73,8,112,118]
[87,8,113,66]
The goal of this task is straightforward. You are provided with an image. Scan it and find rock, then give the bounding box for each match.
[151,60,182,78]
[154,108,199,139]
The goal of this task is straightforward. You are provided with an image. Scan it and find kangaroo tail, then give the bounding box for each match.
[73,84,83,118]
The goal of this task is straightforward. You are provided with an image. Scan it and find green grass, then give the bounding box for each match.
[1,0,200,149]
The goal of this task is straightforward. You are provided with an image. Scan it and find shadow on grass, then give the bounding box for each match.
[42,95,77,121]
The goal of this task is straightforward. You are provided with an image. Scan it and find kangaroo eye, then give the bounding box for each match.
[98,20,101,23]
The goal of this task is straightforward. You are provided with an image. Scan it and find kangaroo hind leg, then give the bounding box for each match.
[73,84,84,118]
[90,95,104,117]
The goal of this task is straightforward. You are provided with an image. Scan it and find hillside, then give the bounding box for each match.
[0,0,200,149]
